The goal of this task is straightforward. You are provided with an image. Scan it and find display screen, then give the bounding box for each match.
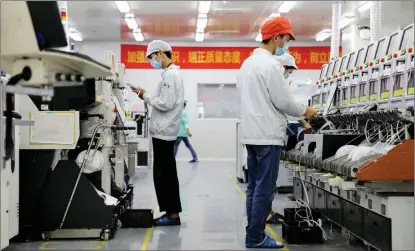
[334,90,340,106]
[380,78,389,96]
[347,52,356,69]
[369,81,377,95]
[356,48,365,66]
[375,39,386,59]
[312,95,320,105]
[322,93,327,104]
[327,62,335,76]
[393,74,404,96]
[387,33,399,54]
[359,83,366,97]
[400,26,414,50]
[350,86,356,98]
[364,43,375,62]
[320,64,328,79]
[408,71,414,90]
[333,58,341,73]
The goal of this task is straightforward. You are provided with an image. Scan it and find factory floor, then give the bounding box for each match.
[7,161,366,250]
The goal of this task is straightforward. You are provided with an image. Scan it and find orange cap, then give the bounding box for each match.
[261,16,296,41]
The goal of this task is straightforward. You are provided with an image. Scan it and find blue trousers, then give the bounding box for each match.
[174,137,198,159]
[245,145,281,244]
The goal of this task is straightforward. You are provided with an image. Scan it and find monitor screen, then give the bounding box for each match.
[339,56,347,71]
[356,48,365,66]
[399,26,414,50]
[375,39,386,59]
[312,95,320,105]
[387,33,399,54]
[327,62,334,76]
[333,58,341,73]
[26,1,67,50]
[320,64,328,79]
[347,52,356,69]
[364,43,375,62]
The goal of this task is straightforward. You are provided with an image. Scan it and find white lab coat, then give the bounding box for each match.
[238,48,306,146]
[144,65,184,141]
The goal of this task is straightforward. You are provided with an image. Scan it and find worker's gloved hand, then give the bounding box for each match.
[304,106,318,120]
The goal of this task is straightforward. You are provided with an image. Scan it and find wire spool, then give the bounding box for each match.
[76,150,105,174]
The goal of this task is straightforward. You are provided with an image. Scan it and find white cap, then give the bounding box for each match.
[146,40,172,60]
[274,53,298,69]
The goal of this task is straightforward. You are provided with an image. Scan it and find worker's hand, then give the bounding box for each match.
[188,132,193,137]
[304,106,318,120]
[128,84,139,93]
[138,88,146,100]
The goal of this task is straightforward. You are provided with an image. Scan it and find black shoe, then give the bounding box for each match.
[153,214,181,226]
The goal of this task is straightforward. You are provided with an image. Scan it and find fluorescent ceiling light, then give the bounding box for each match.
[315,29,331,41]
[339,13,355,29]
[342,32,351,41]
[358,1,371,13]
[125,13,138,30]
[133,29,144,41]
[196,28,205,33]
[269,13,280,18]
[278,1,296,13]
[196,16,208,29]
[195,32,204,42]
[198,1,212,14]
[68,28,83,42]
[115,1,130,13]
[255,33,262,42]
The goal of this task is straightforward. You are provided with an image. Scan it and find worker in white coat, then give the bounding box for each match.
[130,40,184,226]
[238,17,317,249]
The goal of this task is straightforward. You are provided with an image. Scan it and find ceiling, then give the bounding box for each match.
[67,1,414,43]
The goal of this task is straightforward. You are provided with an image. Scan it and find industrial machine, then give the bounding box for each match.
[311,64,328,111]
[0,2,146,248]
[282,24,414,251]
[347,47,367,112]
[339,51,357,113]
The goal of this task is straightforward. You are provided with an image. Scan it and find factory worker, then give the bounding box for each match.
[274,52,298,79]
[274,53,312,131]
[174,99,198,162]
[130,40,184,226]
[238,17,317,249]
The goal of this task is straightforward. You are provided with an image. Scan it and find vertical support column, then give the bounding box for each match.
[370,1,381,43]
[58,1,70,51]
[330,1,342,61]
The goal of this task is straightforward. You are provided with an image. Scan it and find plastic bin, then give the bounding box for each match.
[282,221,324,244]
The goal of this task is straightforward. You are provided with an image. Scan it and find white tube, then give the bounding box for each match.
[370,1,381,43]
[330,1,342,60]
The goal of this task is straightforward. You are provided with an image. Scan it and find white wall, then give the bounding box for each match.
[74,41,324,161]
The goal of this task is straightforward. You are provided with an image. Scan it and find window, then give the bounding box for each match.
[197,83,239,119]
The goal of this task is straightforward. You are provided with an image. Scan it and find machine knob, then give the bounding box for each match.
[76,75,85,82]
[55,73,66,81]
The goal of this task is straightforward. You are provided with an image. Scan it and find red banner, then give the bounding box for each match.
[121,44,341,70]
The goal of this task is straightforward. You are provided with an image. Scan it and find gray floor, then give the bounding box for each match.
[7,161,365,250]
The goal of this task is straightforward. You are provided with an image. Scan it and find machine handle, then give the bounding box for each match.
[332,200,336,206]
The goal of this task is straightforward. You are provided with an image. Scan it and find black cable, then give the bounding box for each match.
[4,67,32,161]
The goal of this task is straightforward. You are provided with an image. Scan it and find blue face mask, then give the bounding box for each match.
[284,73,289,79]
[150,57,162,69]
[275,41,290,56]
